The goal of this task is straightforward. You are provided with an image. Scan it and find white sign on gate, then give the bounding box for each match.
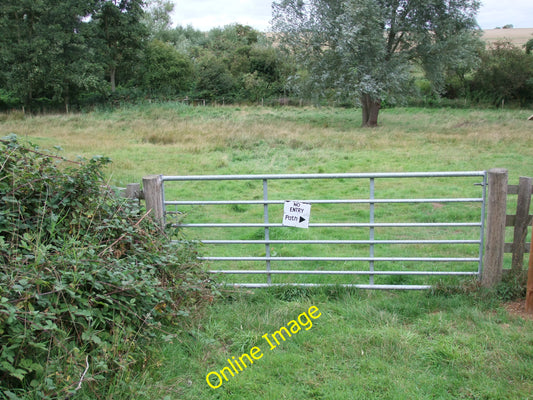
[282,201,311,228]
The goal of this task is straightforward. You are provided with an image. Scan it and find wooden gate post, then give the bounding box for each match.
[482,168,508,287]
[142,175,165,229]
[527,219,533,313]
[511,176,532,274]
[125,183,141,200]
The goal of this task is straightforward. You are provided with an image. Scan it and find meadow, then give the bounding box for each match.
[2,104,531,184]
[1,104,533,399]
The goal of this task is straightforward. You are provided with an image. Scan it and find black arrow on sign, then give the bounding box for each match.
[299,216,306,223]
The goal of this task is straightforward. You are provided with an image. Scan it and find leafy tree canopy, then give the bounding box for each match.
[142,0,174,37]
[92,0,148,92]
[141,39,194,95]
[0,0,103,110]
[272,0,482,126]
[470,40,533,106]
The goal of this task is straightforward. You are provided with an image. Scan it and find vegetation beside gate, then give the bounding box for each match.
[0,136,216,398]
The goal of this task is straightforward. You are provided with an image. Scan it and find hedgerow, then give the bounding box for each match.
[0,135,215,399]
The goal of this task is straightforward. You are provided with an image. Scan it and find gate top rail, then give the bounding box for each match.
[162,171,486,181]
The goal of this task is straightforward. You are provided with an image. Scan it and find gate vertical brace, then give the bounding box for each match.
[477,171,488,278]
[263,179,271,285]
[369,178,375,285]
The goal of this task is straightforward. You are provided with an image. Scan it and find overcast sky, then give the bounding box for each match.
[171,0,533,32]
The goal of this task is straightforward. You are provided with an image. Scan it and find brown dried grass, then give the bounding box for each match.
[482,28,533,47]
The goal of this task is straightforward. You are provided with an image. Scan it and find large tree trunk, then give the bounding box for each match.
[361,93,381,127]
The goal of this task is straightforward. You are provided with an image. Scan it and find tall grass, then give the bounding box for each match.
[2,104,531,185]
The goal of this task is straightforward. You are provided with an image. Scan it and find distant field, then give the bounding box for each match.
[482,28,533,47]
[2,104,530,184]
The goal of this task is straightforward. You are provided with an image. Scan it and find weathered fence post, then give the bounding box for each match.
[125,183,141,200]
[511,176,532,274]
[526,222,533,314]
[526,219,533,313]
[142,175,165,228]
[482,168,508,287]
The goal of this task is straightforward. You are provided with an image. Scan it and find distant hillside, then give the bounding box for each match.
[482,28,533,47]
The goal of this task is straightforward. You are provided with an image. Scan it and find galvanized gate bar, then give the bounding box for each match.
[263,179,271,285]
[210,270,479,275]
[241,284,433,289]
[165,198,483,205]
[199,240,481,244]
[174,222,481,227]
[478,172,488,276]
[369,178,376,284]
[163,171,486,180]
[163,171,487,289]
[199,257,479,262]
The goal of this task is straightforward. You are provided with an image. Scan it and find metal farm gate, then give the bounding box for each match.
[161,171,488,289]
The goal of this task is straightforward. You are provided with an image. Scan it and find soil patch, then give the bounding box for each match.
[504,299,533,320]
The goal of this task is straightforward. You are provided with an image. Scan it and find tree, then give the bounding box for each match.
[140,40,193,95]
[272,0,481,127]
[526,38,533,55]
[0,0,102,110]
[142,0,174,38]
[92,0,147,92]
[190,24,285,102]
[470,40,533,106]
[155,25,207,54]
[194,53,238,101]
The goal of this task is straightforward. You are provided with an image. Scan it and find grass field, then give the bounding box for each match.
[1,104,531,183]
[141,288,533,400]
[2,104,533,399]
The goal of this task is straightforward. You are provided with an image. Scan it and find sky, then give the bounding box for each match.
[170,0,533,32]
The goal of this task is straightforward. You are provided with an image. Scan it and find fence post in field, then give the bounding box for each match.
[125,183,141,200]
[526,219,533,313]
[482,168,508,287]
[510,177,532,275]
[143,175,165,229]
[526,219,533,314]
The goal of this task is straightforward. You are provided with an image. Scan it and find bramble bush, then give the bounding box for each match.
[0,135,216,399]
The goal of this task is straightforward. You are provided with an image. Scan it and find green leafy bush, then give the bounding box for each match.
[0,90,21,111]
[469,40,533,106]
[0,135,215,399]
